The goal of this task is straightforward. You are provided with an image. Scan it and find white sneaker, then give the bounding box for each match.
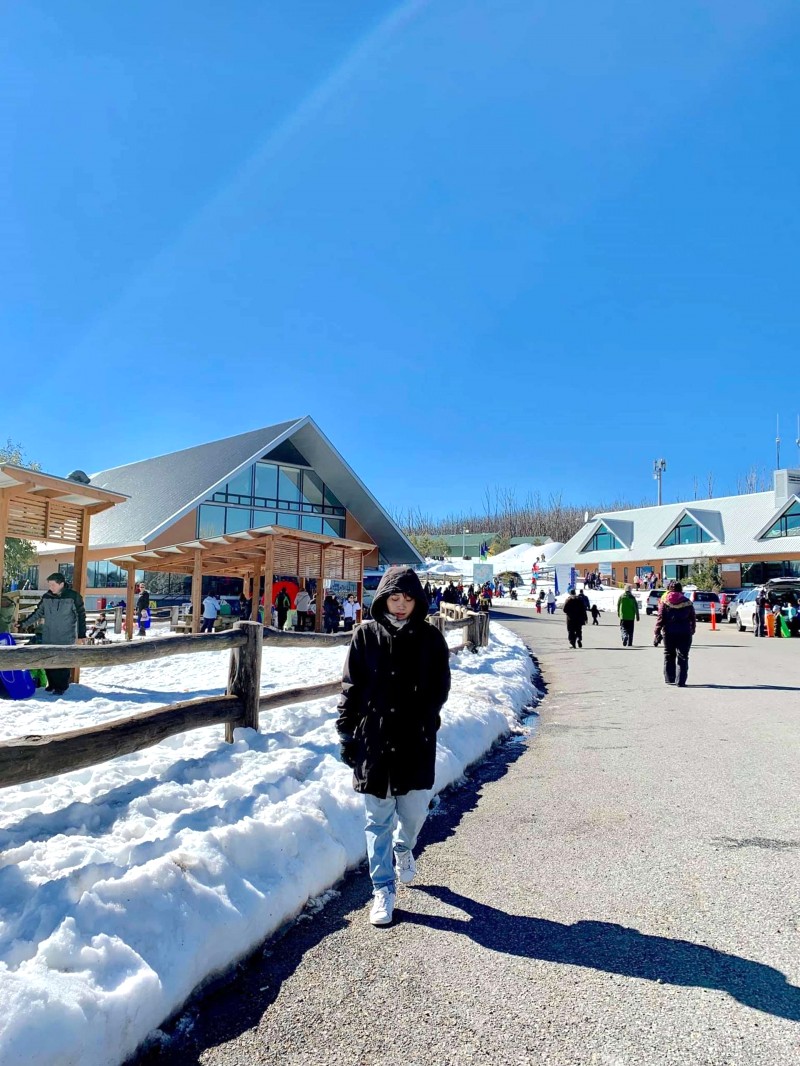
[395,849,416,884]
[369,887,395,926]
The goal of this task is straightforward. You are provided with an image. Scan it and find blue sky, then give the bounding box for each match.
[2,0,799,519]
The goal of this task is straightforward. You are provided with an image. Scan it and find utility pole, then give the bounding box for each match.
[462,527,469,558]
[653,458,667,506]
[776,414,781,469]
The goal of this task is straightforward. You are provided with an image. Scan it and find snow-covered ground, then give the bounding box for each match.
[0,622,535,1066]
[420,541,564,582]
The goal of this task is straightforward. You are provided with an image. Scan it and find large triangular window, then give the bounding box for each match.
[762,499,800,539]
[659,515,713,547]
[581,522,623,552]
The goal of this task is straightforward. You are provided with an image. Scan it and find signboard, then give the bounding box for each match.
[598,563,613,576]
[720,563,740,573]
[472,563,494,584]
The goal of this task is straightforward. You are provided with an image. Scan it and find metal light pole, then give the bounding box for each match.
[653,458,667,506]
[463,527,470,558]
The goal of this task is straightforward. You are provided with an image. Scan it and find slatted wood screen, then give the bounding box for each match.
[8,496,84,544]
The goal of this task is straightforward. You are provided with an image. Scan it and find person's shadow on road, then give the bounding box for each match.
[402,885,800,1023]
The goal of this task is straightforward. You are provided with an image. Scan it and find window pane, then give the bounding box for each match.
[275,512,299,529]
[323,518,345,538]
[324,483,344,510]
[301,515,323,533]
[302,470,324,507]
[252,509,277,529]
[226,466,254,499]
[198,504,225,538]
[225,507,253,533]
[255,463,278,499]
[278,467,301,503]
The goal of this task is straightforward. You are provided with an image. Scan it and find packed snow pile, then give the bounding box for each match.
[0,623,535,1066]
[421,541,563,582]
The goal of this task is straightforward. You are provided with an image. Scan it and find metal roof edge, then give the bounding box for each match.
[141,418,308,543]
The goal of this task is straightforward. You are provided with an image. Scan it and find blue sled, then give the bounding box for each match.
[0,632,37,700]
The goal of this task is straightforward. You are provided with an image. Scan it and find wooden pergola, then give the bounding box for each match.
[111,526,375,638]
[0,465,127,597]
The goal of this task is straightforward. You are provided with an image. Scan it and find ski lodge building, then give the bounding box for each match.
[28,417,422,605]
[548,469,800,589]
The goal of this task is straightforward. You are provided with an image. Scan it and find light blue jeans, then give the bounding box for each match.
[363,789,432,891]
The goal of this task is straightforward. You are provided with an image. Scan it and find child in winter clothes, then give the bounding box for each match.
[590,604,601,625]
[336,567,451,926]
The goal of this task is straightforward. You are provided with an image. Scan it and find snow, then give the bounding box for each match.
[0,622,535,1066]
[422,542,564,582]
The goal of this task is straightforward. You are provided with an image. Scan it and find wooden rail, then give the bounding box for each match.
[0,608,490,789]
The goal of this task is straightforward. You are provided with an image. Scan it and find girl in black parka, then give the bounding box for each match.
[336,566,450,925]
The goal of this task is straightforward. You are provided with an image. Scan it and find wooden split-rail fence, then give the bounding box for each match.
[0,608,489,790]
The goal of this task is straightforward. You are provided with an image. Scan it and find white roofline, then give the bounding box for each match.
[753,494,800,541]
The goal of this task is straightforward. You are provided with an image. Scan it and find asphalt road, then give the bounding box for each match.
[135,608,800,1066]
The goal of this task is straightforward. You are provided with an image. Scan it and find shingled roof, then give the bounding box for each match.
[88,417,422,565]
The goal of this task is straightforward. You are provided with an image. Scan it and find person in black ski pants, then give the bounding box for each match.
[653,581,696,686]
[562,588,588,648]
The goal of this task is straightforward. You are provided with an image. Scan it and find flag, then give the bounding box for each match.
[554,569,560,595]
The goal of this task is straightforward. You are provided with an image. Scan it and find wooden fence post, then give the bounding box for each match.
[225,620,263,743]
[170,605,180,630]
[114,607,123,634]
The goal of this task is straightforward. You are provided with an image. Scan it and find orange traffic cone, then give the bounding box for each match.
[710,603,717,630]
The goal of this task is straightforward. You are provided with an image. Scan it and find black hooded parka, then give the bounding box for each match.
[336,567,451,798]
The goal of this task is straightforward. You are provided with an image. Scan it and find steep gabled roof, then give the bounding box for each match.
[87,417,423,566]
[754,494,800,541]
[89,420,302,547]
[656,507,723,546]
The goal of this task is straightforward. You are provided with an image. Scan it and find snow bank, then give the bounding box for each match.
[0,623,534,1066]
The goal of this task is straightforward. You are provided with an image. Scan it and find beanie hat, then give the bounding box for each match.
[47,572,66,584]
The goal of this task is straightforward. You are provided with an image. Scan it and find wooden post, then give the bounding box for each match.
[191,549,203,635]
[125,565,136,641]
[170,605,180,630]
[316,546,326,632]
[225,620,263,742]
[0,491,8,595]
[250,563,261,622]
[356,552,364,624]
[263,536,274,625]
[114,606,123,634]
[72,531,88,684]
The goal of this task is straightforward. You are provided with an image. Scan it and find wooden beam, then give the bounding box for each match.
[264,536,274,623]
[72,520,89,684]
[262,626,351,648]
[225,621,263,742]
[191,549,203,634]
[0,628,247,668]
[125,565,136,641]
[0,694,243,790]
[0,490,7,594]
[357,551,364,625]
[316,546,325,632]
[250,560,261,622]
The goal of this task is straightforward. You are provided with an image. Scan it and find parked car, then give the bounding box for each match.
[726,590,751,624]
[686,589,721,621]
[734,580,800,632]
[717,589,740,620]
[645,589,666,615]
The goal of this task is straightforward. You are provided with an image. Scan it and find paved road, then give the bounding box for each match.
[137,609,800,1066]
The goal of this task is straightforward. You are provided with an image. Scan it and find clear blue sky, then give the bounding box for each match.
[3,0,799,519]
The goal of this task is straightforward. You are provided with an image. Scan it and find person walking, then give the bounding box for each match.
[336,567,451,926]
[275,588,291,631]
[617,584,640,646]
[21,572,86,694]
[562,588,588,648]
[201,592,221,633]
[295,586,311,631]
[546,589,557,615]
[590,603,601,626]
[653,580,696,686]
